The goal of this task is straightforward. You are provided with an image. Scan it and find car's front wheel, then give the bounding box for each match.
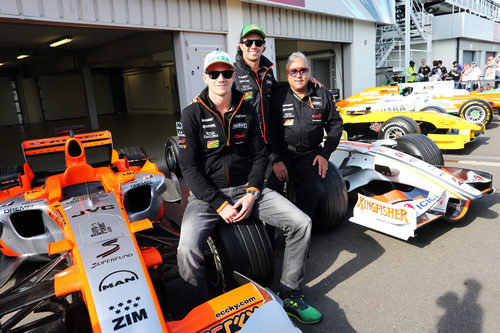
[394,133,444,167]
[378,116,421,140]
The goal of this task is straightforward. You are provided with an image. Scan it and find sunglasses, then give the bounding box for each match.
[243,39,264,47]
[287,67,309,77]
[205,70,234,80]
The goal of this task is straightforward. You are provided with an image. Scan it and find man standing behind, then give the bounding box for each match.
[177,50,322,324]
[267,52,343,221]
[406,60,418,82]
[418,59,431,82]
[233,24,321,145]
[233,24,275,144]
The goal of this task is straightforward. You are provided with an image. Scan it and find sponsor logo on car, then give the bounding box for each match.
[71,205,115,218]
[214,296,257,318]
[97,238,120,258]
[90,222,112,237]
[204,306,259,333]
[370,122,382,132]
[109,296,148,330]
[98,270,139,292]
[355,195,409,223]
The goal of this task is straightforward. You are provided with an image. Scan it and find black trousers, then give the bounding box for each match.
[267,151,324,220]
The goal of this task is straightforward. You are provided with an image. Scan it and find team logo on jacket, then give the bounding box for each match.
[232,123,247,129]
[243,92,253,100]
[207,140,219,149]
[284,119,294,126]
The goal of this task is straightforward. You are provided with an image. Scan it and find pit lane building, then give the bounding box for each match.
[0,0,393,130]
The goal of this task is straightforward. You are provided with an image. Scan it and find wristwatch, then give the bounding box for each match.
[247,189,261,200]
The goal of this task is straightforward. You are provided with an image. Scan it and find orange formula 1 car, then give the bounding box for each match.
[0,126,297,333]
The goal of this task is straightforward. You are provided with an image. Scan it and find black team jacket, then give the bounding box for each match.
[178,87,268,212]
[269,82,343,164]
[233,53,276,145]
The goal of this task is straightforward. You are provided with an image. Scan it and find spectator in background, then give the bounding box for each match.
[438,60,448,80]
[483,56,495,89]
[461,64,470,90]
[495,55,500,89]
[453,61,463,72]
[429,60,442,82]
[418,59,431,82]
[406,60,418,82]
[469,61,482,90]
[448,64,462,89]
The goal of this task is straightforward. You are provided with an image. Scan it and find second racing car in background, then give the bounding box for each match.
[337,81,498,127]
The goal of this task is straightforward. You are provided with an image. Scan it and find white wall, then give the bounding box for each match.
[433,12,500,42]
[431,39,457,70]
[344,20,376,97]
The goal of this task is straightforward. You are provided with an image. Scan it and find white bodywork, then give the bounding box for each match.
[330,140,491,240]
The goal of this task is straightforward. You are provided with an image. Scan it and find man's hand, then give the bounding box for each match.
[218,204,239,223]
[312,155,329,178]
[232,194,256,222]
[309,77,324,88]
[273,161,289,182]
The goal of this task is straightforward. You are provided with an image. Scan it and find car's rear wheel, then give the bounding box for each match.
[205,218,274,292]
[312,163,349,232]
[378,116,421,140]
[394,133,444,167]
[164,136,182,177]
[459,99,493,126]
[420,106,448,114]
[286,163,348,232]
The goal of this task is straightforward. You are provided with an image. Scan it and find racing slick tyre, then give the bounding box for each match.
[394,134,444,167]
[459,99,493,126]
[420,106,447,114]
[164,136,182,177]
[313,163,349,232]
[378,116,421,140]
[205,218,274,292]
[117,146,148,167]
[286,163,348,232]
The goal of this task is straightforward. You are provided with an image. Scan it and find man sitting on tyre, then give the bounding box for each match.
[267,52,343,221]
[176,50,322,324]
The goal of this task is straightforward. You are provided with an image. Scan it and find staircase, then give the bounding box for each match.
[376,0,432,82]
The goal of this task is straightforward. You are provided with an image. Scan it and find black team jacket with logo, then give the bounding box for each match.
[178,87,268,212]
[269,82,343,164]
[233,53,276,145]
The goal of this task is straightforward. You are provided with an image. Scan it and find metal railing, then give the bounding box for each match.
[446,0,500,21]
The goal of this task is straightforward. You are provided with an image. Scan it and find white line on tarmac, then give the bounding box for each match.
[445,160,500,167]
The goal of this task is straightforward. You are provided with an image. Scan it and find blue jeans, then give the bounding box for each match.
[177,185,312,306]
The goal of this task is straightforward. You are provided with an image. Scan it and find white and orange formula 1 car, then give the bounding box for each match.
[0,126,297,333]
[329,134,494,240]
[337,81,498,128]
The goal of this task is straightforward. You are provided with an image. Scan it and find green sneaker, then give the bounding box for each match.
[282,295,322,324]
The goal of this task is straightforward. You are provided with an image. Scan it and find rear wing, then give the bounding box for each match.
[21,131,113,174]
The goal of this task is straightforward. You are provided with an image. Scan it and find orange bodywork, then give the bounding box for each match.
[1,130,278,333]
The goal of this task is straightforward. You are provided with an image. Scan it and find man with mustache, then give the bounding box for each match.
[268,52,343,223]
